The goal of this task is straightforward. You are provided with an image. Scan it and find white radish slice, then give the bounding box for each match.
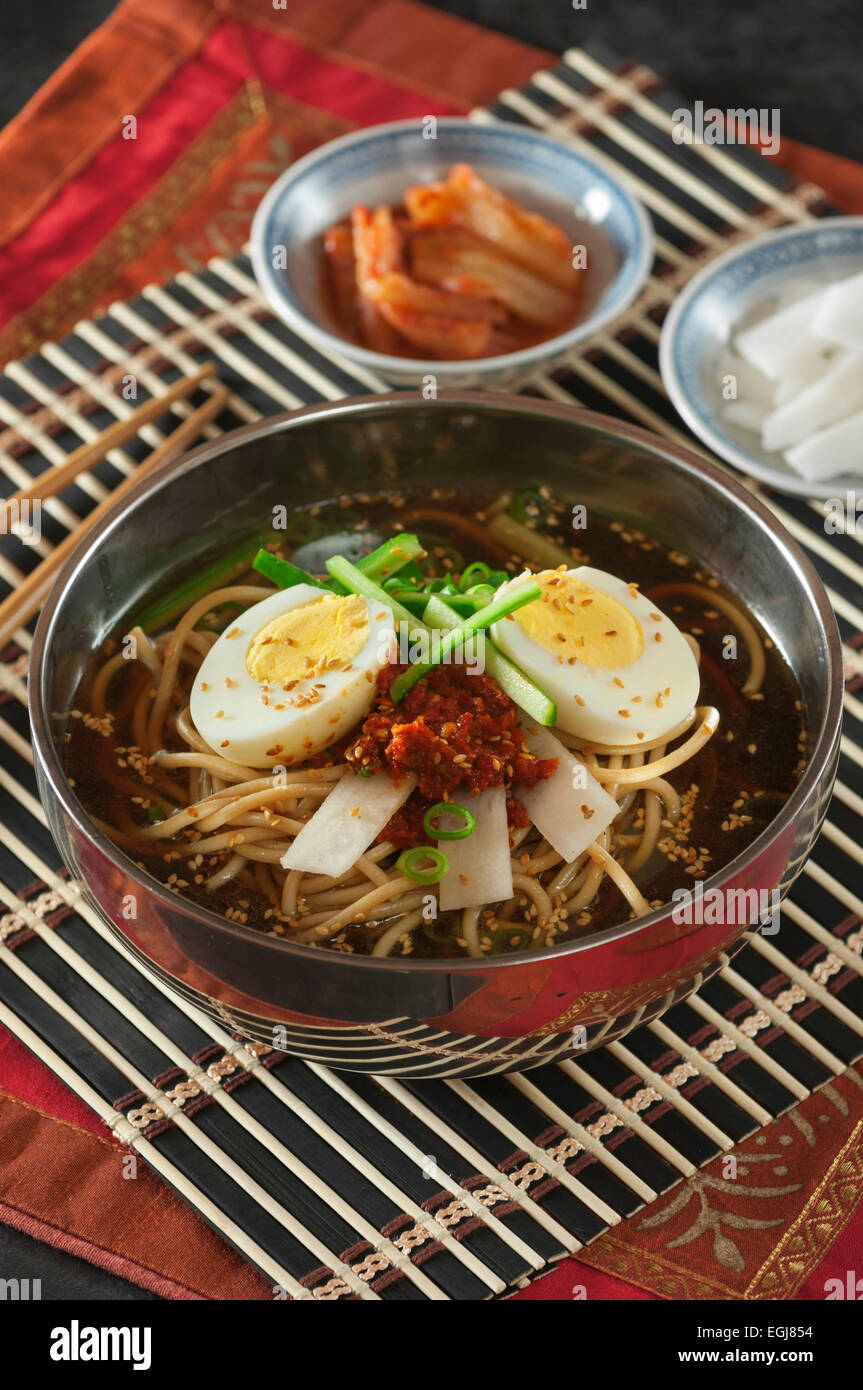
[735,287,831,378]
[784,407,863,481]
[280,770,417,876]
[773,347,837,405]
[722,399,768,434]
[774,277,824,309]
[762,351,863,452]
[437,785,513,911]
[718,349,776,409]
[812,270,863,352]
[517,724,619,862]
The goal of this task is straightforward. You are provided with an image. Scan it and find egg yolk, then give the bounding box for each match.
[245,593,369,684]
[513,571,643,670]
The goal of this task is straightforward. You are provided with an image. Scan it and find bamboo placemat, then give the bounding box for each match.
[1,44,862,1299]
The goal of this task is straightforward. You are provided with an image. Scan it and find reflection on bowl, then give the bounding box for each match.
[30,395,842,1076]
[250,118,653,388]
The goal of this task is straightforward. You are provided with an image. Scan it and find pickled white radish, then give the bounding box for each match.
[722,399,768,433]
[784,408,863,480]
[437,785,513,911]
[762,352,863,452]
[812,270,863,352]
[735,288,831,378]
[718,350,775,409]
[773,348,837,404]
[280,770,417,876]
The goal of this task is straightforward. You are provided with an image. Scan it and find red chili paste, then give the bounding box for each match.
[346,664,557,847]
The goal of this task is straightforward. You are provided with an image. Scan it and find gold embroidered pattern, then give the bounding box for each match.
[164,1079,202,1106]
[312,1276,353,1300]
[0,912,25,942]
[126,1101,167,1130]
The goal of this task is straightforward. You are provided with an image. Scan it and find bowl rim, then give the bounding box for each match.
[30,391,844,975]
[249,115,655,379]
[659,214,863,500]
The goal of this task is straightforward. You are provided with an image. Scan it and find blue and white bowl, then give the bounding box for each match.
[660,217,863,499]
[250,117,653,388]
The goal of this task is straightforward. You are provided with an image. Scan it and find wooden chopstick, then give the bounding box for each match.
[0,360,217,531]
[0,383,231,650]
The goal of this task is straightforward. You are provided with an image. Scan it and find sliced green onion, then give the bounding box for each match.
[389,576,541,703]
[358,533,424,583]
[414,535,463,575]
[396,846,449,883]
[458,561,493,590]
[252,548,330,591]
[146,805,166,824]
[423,593,556,726]
[510,486,554,527]
[423,801,475,841]
[325,554,431,637]
[490,924,532,954]
[254,534,422,598]
[380,581,428,616]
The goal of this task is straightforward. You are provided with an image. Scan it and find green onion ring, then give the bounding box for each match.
[422,914,457,944]
[423,801,475,840]
[396,847,449,883]
[459,561,492,590]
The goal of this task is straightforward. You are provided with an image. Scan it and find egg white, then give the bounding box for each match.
[189,584,396,768]
[491,565,700,746]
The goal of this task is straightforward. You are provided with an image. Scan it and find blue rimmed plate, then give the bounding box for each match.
[250,117,653,389]
[660,217,863,499]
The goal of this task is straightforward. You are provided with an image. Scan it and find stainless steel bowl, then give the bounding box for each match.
[29,394,843,1077]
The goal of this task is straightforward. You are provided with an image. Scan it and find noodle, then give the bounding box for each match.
[651,583,766,696]
[460,906,483,959]
[583,709,719,785]
[586,842,651,918]
[71,497,795,963]
[81,595,720,953]
[371,909,426,958]
[146,586,274,753]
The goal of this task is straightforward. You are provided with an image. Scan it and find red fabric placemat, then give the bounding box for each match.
[1,0,861,1299]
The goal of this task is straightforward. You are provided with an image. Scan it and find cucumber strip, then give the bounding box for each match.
[424,593,557,725]
[252,548,331,592]
[254,533,423,598]
[385,584,483,617]
[358,532,424,583]
[389,577,541,703]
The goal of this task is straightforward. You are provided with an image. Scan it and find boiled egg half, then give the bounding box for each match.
[490,566,700,745]
[190,584,396,768]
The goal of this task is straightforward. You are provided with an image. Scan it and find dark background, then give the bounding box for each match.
[0,0,860,1304]
[0,0,861,158]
